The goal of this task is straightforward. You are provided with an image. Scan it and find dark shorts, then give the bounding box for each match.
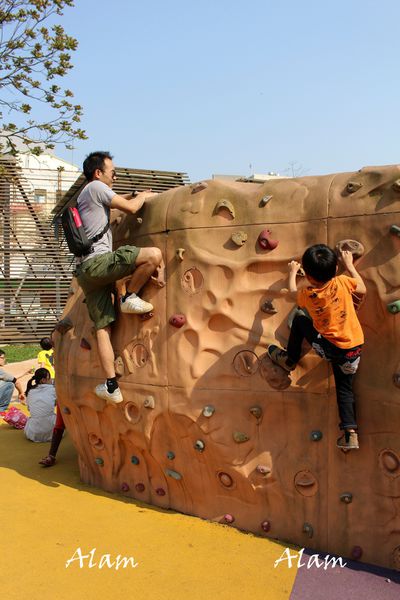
[75,245,140,330]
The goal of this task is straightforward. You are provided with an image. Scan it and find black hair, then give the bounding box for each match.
[82,151,113,181]
[0,349,5,357]
[40,337,53,351]
[26,368,50,395]
[302,244,338,283]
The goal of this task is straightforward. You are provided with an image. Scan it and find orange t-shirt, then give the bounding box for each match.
[297,275,364,349]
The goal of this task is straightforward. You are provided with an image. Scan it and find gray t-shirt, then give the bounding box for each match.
[0,368,15,383]
[76,180,115,263]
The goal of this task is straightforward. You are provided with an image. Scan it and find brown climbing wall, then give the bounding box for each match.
[54,165,400,570]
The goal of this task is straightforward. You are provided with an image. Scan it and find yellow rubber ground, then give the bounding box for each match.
[0,414,297,600]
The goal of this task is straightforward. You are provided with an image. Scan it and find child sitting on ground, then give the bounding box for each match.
[267,244,366,451]
[24,368,56,443]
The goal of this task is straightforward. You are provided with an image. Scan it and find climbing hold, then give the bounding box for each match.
[218,472,234,487]
[139,312,154,321]
[390,225,400,237]
[55,318,73,334]
[260,195,273,207]
[169,314,186,328]
[258,229,279,250]
[233,431,250,443]
[346,181,362,193]
[302,523,314,538]
[223,514,235,524]
[297,266,306,277]
[294,471,318,497]
[80,337,91,350]
[165,469,182,480]
[261,521,271,532]
[114,355,124,377]
[392,179,400,192]
[310,430,323,442]
[156,487,166,496]
[94,457,104,466]
[62,406,71,415]
[143,396,155,409]
[131,455,140,465]
[135,483,145,493]
[387,300,400,314]
[233,350,259,377]
[231,231,248,246]
[351,546,363,560]
[393,373,400,388]
[202,405,215,417]
[191,181,208,194]
[214,199,235,219]
[124,402,140,424]
[256,465,271,476]
[250,406,262,419]
[194,440,205,452]
[340,492,353,504]
[121,482,130,492]
[88,433,104,450]
[136,217,143,224]
[379,449,400,476]
[261,300,277,314]
[335,239,365,260]
[167,451,175,460]
[181,267,204,295]
[176,248,185,261]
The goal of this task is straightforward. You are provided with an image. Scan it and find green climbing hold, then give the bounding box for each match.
[310,430,323,442]
[131,456,140,465]
[387,300,400,314]
[167,451,175,460]
[95,457,104,466]
[165,469,182,480]
[233,431,250,443]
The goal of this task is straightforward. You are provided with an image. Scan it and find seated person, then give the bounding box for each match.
[0,349,25,412]
[24,368,56,443]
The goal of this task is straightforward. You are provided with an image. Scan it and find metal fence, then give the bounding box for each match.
[0,156,189,344]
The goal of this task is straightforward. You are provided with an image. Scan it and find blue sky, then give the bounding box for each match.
[54,0,400,181]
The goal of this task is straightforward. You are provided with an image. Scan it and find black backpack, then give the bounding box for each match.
[61,206,109,257]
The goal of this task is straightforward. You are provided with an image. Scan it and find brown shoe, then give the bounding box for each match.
[337,431,359,450]
[267,344,296,372]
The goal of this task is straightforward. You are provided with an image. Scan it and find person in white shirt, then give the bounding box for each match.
[24,368,56,443]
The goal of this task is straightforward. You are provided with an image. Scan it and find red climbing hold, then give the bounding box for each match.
[169,314,186,328]
[258,229,279,250]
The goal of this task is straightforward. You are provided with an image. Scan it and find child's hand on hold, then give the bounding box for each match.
[340,250,354,269]
[288,260,301,274]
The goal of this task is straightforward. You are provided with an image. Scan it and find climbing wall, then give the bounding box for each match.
[54,165,400,570]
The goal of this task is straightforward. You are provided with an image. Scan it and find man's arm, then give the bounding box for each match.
[14,378,26,404]
[340,250,367,294]
[110,190,156,215]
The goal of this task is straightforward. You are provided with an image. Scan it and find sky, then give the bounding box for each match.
[47,0,400,181]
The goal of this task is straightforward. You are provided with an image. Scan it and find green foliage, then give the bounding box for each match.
[0,0,87,154]
[0,344,40,363]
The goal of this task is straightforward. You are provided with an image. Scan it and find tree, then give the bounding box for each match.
[0,0,86,155]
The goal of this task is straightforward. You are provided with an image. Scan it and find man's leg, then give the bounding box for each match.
[0,382,14,412]
[125,247,162,295]
[94,326,123,403]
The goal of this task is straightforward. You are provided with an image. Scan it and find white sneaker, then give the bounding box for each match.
[120,293,153,314]
[95,383,123,404]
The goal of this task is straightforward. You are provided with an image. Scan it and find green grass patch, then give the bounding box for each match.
[0,345,40,363]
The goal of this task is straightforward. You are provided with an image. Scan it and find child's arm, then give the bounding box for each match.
[340,250,366,294]
[288,260,301,292]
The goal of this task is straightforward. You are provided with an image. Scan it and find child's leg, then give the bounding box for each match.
[286,315,320,363]
[268,314,319,371]
[331,365,358,431]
